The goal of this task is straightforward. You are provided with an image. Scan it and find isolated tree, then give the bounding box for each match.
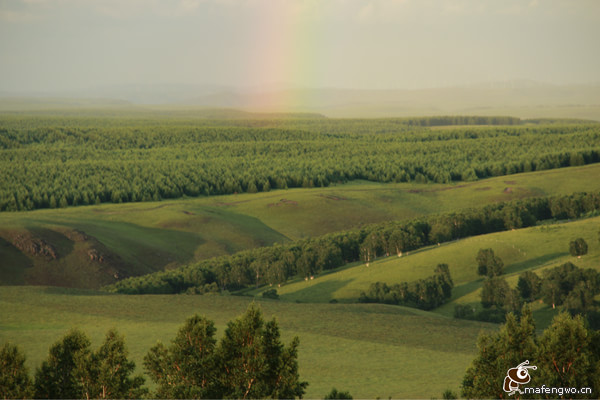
[476,248,504,277]
[569,238,588,257]
[34,329,91,399]
[144,315,218,399]
[0,343,34,399]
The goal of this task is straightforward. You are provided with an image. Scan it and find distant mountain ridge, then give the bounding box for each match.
[2,81,599,119]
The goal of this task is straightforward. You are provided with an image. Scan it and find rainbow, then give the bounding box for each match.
[242,2,324,111]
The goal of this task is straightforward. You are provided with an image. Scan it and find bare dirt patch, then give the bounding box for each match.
[11,233,58,259]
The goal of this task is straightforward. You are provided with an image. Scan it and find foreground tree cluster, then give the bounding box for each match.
[108,191,600,295]
[1,329,145,400]
[0,305,307,399]
[462,309,600,399]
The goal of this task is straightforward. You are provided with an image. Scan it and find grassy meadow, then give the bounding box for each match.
[0,286,494,399]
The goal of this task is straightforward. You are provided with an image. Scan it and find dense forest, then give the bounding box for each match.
[107,191,600,295]
[1,115,599,212]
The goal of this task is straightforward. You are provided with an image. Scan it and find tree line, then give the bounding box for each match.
[2,115,599,212]
[455,258,600,325]
[0,305,307,399]
[107,191,600,295]
[358,264,453,310]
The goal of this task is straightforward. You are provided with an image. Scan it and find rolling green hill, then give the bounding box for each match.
[251,215,600,328]
[1,164,600,289]
[2,216,598,397]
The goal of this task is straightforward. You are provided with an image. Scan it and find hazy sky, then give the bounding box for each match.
[1,0,599,92]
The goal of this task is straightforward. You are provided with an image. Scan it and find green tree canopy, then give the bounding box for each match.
[462,309,537,399]
[462,310,600,399]
[34,328,145,399]
[570,238,589,257]
[144,315,218,399]
[144,304,307,399]
[34,329,91,399]
[89,329,146,399]
[324,387,353,399]
[0,342,33,399]
[517,271,542,302]
[215,304,307,399]
[476,248,504,277]
[536,313,600,396]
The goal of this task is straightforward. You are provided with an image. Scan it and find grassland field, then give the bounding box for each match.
[1,163,600,289]
[0,285,495,399]
[1,130,600,398]
[2,214,599,397]
[0,212,600,398]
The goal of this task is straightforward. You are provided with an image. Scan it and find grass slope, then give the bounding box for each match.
[1,163,599,288]
[0,205,287,288]
[0,286,494,398]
